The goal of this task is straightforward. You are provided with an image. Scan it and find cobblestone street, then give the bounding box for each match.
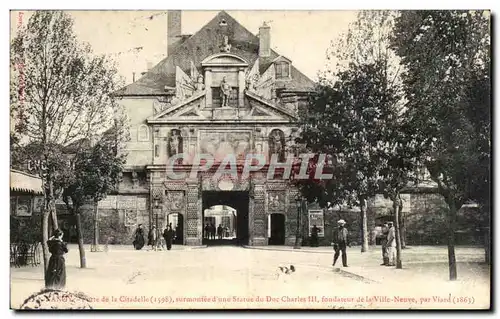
[10,245,490,309]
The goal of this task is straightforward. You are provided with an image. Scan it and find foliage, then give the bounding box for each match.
[10,11,126,269]
[391,10,491,211]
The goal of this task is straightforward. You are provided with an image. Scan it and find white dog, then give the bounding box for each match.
[276,265,296,282]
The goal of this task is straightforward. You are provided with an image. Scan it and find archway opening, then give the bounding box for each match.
[202,191,249,246]
[166,213,184,245]
[268,213,285,245]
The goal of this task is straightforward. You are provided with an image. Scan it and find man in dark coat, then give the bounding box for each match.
[311,225,320,247]
[204,223,210,239]
[45,229,68,289]
[133,224,145,250]
[163,225,175,251]
[332,219,349,267]
[217,224,223,240]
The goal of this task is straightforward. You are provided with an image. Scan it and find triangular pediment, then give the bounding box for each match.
[148,92,207,122]
[244,91,297,120]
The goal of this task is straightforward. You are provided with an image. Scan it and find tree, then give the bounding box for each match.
[298,61,399,252]
[81,120,128,251]
[297,11,404,252]
[391,11,491,279]
[10,11,121,272]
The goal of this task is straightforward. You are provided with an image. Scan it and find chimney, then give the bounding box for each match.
[259,22,271,58]
[147,62,153,71]
[168,10,182,56]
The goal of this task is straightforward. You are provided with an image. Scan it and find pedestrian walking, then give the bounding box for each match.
[148,225,158,251]
[45,229,68,289]
[386,222,396,266]
[332,219,349,267]
[380,223,389,266]
[132,224,145,250]
[163,225,175,251]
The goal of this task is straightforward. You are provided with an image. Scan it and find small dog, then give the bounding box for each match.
[276,265,296,282]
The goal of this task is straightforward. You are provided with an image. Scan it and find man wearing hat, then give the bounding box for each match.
[380,222,390,266]
[386,221,397,266]
[332,219,349,267]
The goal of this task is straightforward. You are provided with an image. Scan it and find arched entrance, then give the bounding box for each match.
[167,213,184,244]
[268,213,285,245]
[202,191,249,246]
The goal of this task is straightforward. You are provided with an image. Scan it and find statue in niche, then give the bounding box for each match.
[220,35,231,53]
[220,77,231,107]
[194,75,205,92]
[131,171,139,188]
[168,129,183,157]
[269,130,285,162]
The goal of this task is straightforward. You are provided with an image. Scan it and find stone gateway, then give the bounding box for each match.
[113,11,314,246]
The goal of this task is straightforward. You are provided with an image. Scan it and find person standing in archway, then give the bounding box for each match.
[163,225,175,251]
[217,224,223,240]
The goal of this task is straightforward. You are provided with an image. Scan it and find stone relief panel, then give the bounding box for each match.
[166,191,185,212]
[267,191,286,213]
[199,130,252,161]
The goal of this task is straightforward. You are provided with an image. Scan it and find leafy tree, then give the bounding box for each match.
[10,11,121,271]
[297,11,405,253]
[298,61,399,252]
[391,10,491,279]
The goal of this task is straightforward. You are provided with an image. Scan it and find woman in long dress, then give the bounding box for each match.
[45,229,68,290]
[133,224,145,250]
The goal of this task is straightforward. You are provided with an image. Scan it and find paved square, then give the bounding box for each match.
[10,245,490,309]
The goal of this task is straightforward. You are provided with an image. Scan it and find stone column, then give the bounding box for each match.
[185,179,202,245]
[251,182,267,245]
[238,68,245,107]
[205,69,212,108]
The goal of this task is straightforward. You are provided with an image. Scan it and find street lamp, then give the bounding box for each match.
[293,194,302,249]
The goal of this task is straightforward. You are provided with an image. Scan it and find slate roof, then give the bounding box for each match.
[115,11,315,96]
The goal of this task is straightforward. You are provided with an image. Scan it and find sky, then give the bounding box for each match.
[10,10,358,85]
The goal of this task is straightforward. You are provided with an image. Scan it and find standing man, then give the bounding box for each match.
[380,223,389,266]
[217,224,223,240]
[386,221,396,266]
[204,223,210,240]
[311,225,320,247]
[332,219,349,267]
[220,77,231,107]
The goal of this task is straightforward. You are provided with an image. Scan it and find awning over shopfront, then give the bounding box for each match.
[10,169,43,195]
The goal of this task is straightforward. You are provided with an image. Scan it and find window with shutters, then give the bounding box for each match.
[275,62,290,79]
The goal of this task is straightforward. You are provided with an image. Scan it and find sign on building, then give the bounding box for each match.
[308,210,325,237]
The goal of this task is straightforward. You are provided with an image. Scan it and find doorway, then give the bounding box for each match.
[202,191,249,246]
[167,213,184,244]
[269,213,285,245]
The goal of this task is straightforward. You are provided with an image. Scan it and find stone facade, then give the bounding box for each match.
[110,11,314,246]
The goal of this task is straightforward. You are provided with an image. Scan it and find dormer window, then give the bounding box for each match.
[275,61,290,79]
